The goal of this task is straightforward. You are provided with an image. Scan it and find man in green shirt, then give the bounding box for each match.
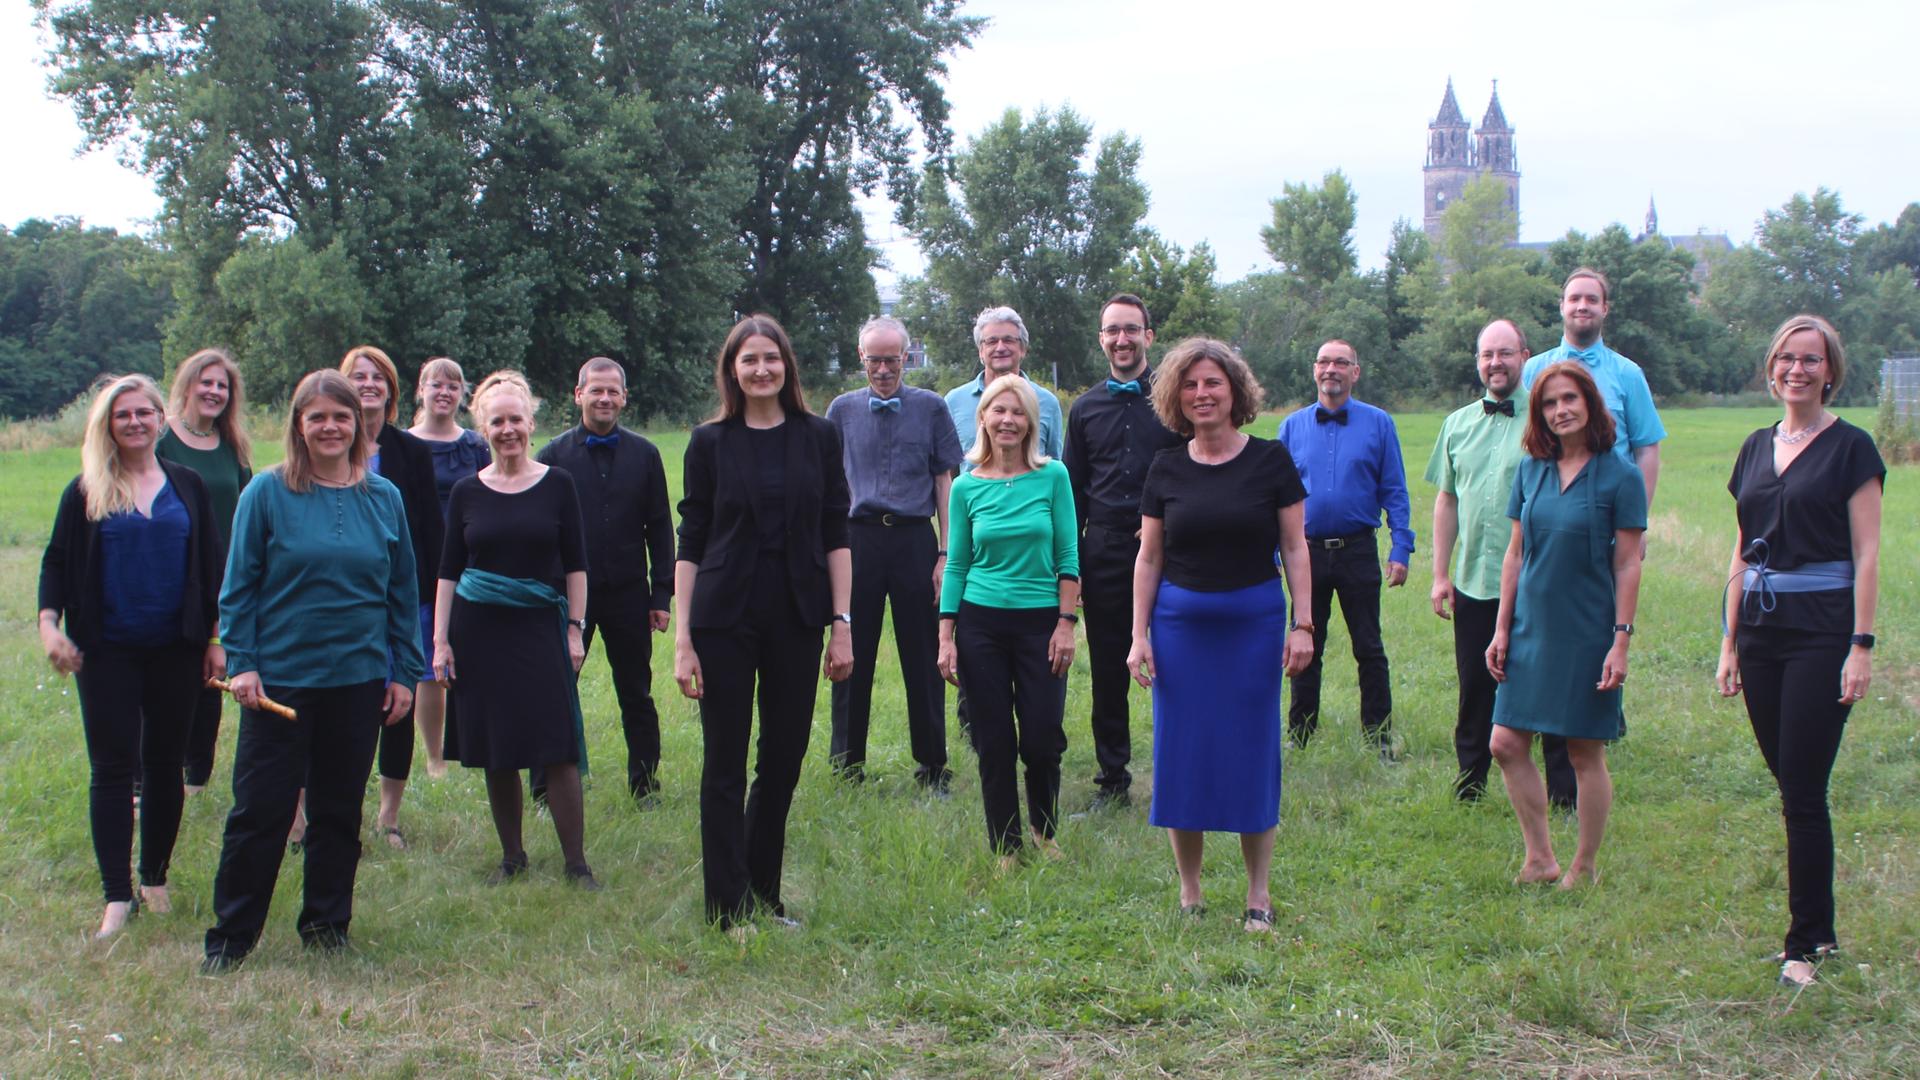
[1425,319,1572,805]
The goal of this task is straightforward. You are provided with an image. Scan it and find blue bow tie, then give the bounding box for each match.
[583,431,619,448]
[869,395,902,413]
[1562,341,1603,364]
[1105,378,1143,396]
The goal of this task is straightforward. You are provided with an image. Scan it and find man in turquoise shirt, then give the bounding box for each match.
[1427,319,1573,806]
[944,306,1064,470]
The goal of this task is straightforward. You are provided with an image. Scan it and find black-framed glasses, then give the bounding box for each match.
[1100,323,1146,337]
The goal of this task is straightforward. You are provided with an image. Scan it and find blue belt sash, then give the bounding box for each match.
[456,568,589,773]
[1721,538,1853,633]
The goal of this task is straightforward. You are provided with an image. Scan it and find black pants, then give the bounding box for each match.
[955,603,1067,853]
[1289,532,1392,744]
[830,519,947,784]
[182,686,225,788]
[74,641,201,902]
[535,584,664,801]
[375,693,415,782]
[1079,525,1137,793]
[1738,624,1854,962]
[205,679,385,960]
[1453,594,1574,804]
[693,560,822,926]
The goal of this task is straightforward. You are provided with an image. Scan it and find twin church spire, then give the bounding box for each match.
[1424,78,1519,244]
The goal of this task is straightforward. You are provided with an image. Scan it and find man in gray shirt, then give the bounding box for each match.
[826,316,964,790]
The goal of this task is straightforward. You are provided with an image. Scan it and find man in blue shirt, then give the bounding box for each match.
[1521,267,1666,555]
[1276,339,1415,758]
[826,318,964,790]
[944,306,1064,469]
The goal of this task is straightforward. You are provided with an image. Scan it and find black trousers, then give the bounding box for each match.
[693,560,821,926]
[531,585,663,801]
[955,603,1067,853]
[74,641,201,902]
[829,519,947,784]
[182,686,225,788]
[375,694,415,782]
[1452,594,1574,804]
[1289,532,1393,743]
[205,679,385,960]
[1738,624,1854,962]
[1079,525,1137,793]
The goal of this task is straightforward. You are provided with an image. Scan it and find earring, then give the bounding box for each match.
[1824,383,1832,391]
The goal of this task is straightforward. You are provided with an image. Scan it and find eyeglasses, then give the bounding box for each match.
[979,335,1022,349]
[1100,324,1146,338]
[863,354,905,367]
[1478,348,1521,361]
[112,407,160,422]
[1315,357,1356,369]
[1771,353,1826,371]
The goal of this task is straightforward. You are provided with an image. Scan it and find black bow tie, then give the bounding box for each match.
[1482,398,1515,417]
[1314,407,1348,425]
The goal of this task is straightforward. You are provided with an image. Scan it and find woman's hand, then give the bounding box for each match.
[203,642,227,683]
[823,622,853,682]
[937,634,960,687]
[1597,639,1629,692]
[229,671,264,709]
[382,681,414,726]
[1126,635,1154,688]
[1714,639,1741,697]
[40,622,82,676]
[1047,618,1076,677]
[1485,630,1508,682]
[1839,647,1872,705]
[567,625,586,673]
[1283,627,1315,677]
[432,639,455,685]
[674,639,703,699]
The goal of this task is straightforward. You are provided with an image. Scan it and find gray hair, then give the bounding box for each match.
[972,306,1029,348]
[858,316,911,355]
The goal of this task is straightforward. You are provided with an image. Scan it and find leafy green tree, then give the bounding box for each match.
[1435,174,1522,276]
[1853,203,1920,287]
[1260,170,1356,303]
[1543,225,1736,395]
[907,106,1148,388]
[1114,233,1230,350]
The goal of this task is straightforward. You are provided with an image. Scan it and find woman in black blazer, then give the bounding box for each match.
[674,314,854,934]
[342,346,445,851]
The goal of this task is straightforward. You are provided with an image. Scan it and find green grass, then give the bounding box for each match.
[2,408,1915,1077]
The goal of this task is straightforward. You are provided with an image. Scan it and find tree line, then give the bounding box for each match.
[5,0,1917,420]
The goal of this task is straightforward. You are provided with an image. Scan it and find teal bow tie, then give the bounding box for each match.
[1105,379,1142,396]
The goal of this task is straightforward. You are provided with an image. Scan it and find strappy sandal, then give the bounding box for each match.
[382,825,407,851]
[1243,907,1275,933]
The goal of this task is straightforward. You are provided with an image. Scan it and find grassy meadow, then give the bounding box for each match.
[0,405,1915,1077]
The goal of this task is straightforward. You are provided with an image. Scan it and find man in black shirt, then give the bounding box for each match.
[536,357,675,805]
[1063,293,1184,810]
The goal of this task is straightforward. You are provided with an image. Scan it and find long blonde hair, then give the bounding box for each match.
[966,374,1047,470]
[410,355,468,428]
[167,347,253,469]
[80,374,167,521]
[279,370,369,494]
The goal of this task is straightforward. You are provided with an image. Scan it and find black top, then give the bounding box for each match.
[1064,372,1184,533]
[375,423,446,607]
[537,425,675,607]
[1729,418,1885,634]
[441,468,589,594]
[1140,436,1307,592]
[747,424,787,552]
[39,459,225,651]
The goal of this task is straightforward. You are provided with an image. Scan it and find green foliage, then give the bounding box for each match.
[905,106,1149,388]
[1543,225,1739,395]
[1113,234,1231,350]
[1435,174,1520,276]
[1260,169,1357,299]
[1853,202,1920,286]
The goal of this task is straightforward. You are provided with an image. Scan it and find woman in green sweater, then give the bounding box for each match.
[937,374,1079,868]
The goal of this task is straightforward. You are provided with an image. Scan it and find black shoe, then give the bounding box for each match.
[300,926,351,953]
[199,950,246,975]
[1088,788,1131,812]
[486,851,531,885]
[564,863,603,892]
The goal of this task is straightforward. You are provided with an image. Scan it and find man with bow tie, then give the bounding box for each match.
[1062,293,1183,811]
[535,357,675,805]
[825,317,964,789]
[1426,320,1574,805]
[1276,339,1415,757]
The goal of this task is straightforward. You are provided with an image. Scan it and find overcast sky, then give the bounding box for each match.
[9,0,1918,283]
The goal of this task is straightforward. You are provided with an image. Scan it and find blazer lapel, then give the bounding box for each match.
[782,415,808,530]
[721,419,758,524]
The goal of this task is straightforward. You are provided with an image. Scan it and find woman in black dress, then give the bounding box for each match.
[1715,315,1883,988]
[434,371,596,888]
[674,314,853,934]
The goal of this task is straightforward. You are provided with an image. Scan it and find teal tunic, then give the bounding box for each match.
[1492,453,1647,740]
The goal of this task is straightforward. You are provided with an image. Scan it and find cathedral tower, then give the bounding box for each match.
[1423,78,1474,238]
[1474,81,1519,234]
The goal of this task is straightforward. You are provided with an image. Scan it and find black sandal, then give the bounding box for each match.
[1243,907,1275,933]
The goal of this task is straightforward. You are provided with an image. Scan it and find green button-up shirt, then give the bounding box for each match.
[1424,390,1527,601]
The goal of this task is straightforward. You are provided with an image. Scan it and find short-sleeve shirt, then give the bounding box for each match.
[441,468,588,594]
[1140,437,1306,592]
[944,371,1065,469]
[1522,339,1667,464]
[1424,391,1527,601]
[825,385,964,518]
[1728,418,1885,635]
[424,429,491,517]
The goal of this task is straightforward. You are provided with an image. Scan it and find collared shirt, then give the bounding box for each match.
[1276,397,1416,564]
[1521,337,1667,464]
[1063,369,1183,532]
[943,370,1065,471]
[1424,390,1528,600]
[825,385,964,518]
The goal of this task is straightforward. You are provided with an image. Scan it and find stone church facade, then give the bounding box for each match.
[1423,79,1518,246]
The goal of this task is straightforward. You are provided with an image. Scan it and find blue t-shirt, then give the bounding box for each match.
[100,480,192,646]
[1521,339,1667,465]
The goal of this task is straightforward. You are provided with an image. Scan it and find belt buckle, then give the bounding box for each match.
[880,513,898,526]
[1322,537,1345,550]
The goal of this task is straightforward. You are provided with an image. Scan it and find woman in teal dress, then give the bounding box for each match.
[1486,361,1645,889]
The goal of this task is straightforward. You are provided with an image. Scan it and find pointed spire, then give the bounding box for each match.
[1644,195,1659,237]
[1480,79,1511,132]
[1434,78,1466,127]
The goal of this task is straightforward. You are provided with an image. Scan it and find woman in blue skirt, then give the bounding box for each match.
[1127,339,1314,933]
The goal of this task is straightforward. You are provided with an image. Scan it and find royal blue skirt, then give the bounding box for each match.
[1147,576,1289,833]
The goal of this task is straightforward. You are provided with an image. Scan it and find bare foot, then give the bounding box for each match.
[1029,830,1063,861]
[138,884,171,915]
[380,824,407,850]
[1557,865,1600,890]
[184,783,205,796]
[425,759,449,780]
[1779,959,1816,988]
[1514,860,1562,885]
[96,901,133,940]
[994,853,1020,877]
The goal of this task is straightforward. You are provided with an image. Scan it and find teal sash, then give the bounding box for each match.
[455,568,589,773]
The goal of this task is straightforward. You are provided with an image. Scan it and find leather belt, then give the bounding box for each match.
[1308,530,1374,550]
[851,513,929,527]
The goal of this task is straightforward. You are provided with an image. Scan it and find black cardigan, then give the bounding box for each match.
[38,459,225,650]
[375,423,445,607]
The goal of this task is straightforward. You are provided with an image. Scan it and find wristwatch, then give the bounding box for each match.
[1851,633,1876,650]
[1612,623,1634,635]
[567,617,587,631]
[1289,620,1315,636]
[833,612,853,626]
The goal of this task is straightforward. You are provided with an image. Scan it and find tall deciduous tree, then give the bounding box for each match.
[1114,233,1230,350]
[1261,170,1356,303]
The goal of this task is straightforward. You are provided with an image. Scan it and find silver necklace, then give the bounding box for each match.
[1774,414,1828,446]
[184,421,216,438]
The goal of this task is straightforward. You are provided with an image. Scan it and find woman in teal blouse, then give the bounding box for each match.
[202,370,425,973]
[937,374,1079,867]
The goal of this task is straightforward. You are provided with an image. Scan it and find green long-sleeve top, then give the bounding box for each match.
[940,459,1079,614]
[219,469,426,688]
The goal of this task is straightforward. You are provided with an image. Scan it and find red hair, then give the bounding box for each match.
[1522,361,1616,459]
